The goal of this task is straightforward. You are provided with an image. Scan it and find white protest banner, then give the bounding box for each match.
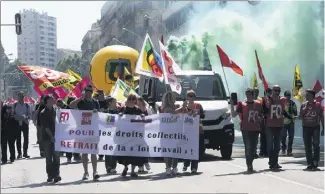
[55,109,200,160]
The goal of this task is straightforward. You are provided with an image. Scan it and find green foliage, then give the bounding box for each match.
[55,54,84,76]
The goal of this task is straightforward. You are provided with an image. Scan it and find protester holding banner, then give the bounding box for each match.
[299,89,324,170]
[97,90,108,161]
[252,88,262,158]
[13,92,31,159]
[137,97,151,173]
[103,97,119,174]
[231,88,263,173]
[118,94,147,178]
[65,97,81,163]
[1,105,18,164]
[161,91,187,176]
[39,95,61,183]
[69,85,100,180]
[182,90,205,173]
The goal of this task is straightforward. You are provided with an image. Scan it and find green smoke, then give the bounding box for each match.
[166,1,324,96]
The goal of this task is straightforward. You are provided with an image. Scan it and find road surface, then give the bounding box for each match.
[1,123,324,193]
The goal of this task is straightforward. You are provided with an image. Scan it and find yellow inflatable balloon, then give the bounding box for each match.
[89,45,139,94]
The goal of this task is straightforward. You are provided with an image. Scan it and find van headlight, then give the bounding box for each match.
[222,110,231,120]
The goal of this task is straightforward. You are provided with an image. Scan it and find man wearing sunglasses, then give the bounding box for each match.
[69,85,101,181]
[262,85,293,170]
[281,90,297,156]
[231,88,263,172]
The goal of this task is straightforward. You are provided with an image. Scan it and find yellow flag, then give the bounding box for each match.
[66,69,82,81]
[293,64,304,102]
[110,79,138,102]
[250,72,258,88]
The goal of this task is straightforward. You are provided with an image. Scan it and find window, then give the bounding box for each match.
[48,38,54,41]
[30,58,34,61]
[40,42,45,45]
[40,52,45,56]
[49,43,55,47]
[39,25,44,29]
[40,31,45,35]
[40,57,45,61]
[40,36,45,40]
[49,58,55,62]
[40,46,45,50]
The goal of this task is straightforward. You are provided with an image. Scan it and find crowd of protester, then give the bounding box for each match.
[1,84,323,183]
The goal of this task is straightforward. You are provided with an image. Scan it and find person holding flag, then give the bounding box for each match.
[299,89,324,170]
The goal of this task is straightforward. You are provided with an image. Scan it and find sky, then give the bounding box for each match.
[1,1,106,59]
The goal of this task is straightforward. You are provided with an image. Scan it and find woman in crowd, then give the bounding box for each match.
[118,94,147,177]
[1,105,18,164]
[182,90,205,173]
[103,97,119,174]
[137,97,151,173]
[161,91,187,176]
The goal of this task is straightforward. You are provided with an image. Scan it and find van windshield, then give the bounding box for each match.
[176,74,227,101]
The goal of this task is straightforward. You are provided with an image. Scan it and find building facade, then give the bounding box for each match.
[17,9,57,68]
[82,1,171,55]
[56,48,81,64]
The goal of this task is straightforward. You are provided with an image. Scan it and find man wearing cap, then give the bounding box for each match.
[281,90,297,156]
[69,85,101,181]
[12,91,31,158]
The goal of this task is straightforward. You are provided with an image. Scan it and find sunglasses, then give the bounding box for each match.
[273,89,281,92]
[187,94,195,97]
[128,97,136,101]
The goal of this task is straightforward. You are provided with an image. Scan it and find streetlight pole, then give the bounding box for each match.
[112,38,127,46]
[144,15,169,36]
[122,28,143,39]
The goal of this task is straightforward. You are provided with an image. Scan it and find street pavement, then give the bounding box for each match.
[1,123,324,194]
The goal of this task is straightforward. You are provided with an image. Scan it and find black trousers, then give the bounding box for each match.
[43,141,60,178]
[183,134,204,170]
[16,123,29,155]
[281,123,295,152]
[66,152,80,160]
[259,122,267,155]
[1,130,16,162]
[105,156,117,169]
[242,130,259,168]
[36,126,44,153]
[303,126,320,166]
[265,127,282,166]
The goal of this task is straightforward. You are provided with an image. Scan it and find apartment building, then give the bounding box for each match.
[17,9,57,68]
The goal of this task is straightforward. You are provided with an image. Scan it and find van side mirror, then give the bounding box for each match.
[230,92,238,105]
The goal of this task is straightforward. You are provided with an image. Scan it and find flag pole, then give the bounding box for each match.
[221,66,231,96]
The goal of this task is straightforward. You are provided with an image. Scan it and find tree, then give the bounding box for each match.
[56,54,85,76]
[3,59,33,94]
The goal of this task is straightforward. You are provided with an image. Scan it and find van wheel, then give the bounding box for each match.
[220,145,232,160]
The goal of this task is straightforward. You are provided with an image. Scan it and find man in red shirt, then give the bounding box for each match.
[300,89,324,170]
[231,88,263,172]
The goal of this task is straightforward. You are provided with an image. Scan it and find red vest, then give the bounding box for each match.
[301,101,322,127]
[265,96,286,128]
[239,100,262,131]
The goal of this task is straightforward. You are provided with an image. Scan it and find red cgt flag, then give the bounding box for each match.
[255,50,269,90]
[313,80,324,110]
[216,45,243,76]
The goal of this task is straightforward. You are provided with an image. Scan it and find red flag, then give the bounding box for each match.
[216,45,243,76]
[255,50,269,90]
[313,80,324,110]
[161,35,164,45]
[70,77,90,98]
